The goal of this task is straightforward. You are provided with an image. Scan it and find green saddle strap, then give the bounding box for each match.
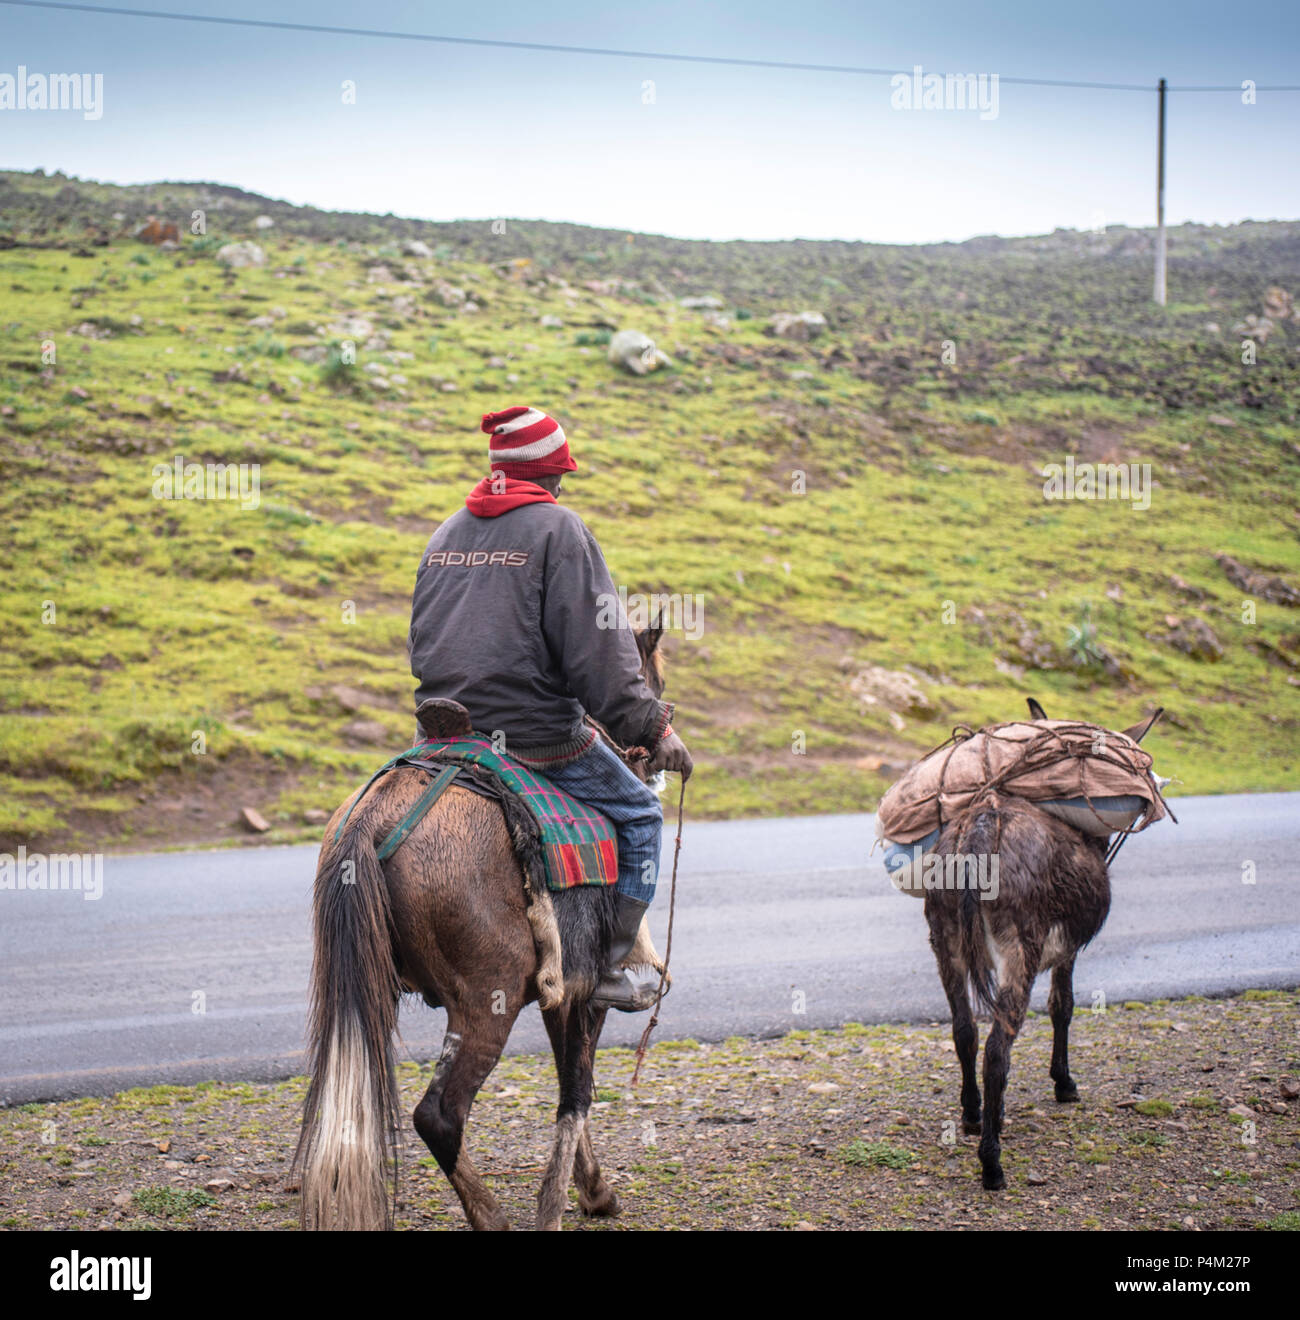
[375,765,462,861]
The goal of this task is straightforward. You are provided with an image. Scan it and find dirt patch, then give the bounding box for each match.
[2,990,1296,1231]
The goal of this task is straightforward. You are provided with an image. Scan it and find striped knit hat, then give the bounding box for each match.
[481,405,577,479]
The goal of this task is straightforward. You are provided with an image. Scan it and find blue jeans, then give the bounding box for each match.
[543,738,663,904]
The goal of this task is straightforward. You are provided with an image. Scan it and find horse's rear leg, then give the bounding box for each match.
[1049,958,1080,1103]
[413,1006,518,1231]
[978,960,1033,1192]
[538,1001,608,1229]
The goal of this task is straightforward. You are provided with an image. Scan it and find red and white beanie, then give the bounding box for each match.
[481,405,577,479]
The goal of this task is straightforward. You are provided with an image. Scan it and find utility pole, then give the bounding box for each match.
[1153,76,1167,305]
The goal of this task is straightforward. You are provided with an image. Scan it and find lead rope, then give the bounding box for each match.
[631,774,686,1087]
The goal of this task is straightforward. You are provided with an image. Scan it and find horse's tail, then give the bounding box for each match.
[295,803,401,1231]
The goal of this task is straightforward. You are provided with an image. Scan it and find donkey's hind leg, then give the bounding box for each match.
[538,1000,604,1229]
[978,958,1034,1192]
[413,1006,518,1231]
[936,947,982,1134]
[1048,958,1080,1103]
[928,905,981,1134]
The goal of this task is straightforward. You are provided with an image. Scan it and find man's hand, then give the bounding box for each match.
[648,728,693,781]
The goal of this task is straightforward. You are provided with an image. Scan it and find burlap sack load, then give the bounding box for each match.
[876,719,1168,898]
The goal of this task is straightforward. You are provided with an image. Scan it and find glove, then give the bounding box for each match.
[648,727,693,781]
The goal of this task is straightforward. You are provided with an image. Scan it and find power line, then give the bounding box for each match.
[3,0,1298,91]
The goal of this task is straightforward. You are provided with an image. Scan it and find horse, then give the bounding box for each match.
[294,625,668,1231]
[924,700,1161,1190]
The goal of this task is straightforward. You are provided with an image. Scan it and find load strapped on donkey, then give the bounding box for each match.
[874,700,1175,897]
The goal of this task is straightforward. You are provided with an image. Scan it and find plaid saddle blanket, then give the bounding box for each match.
[340,735,618,891]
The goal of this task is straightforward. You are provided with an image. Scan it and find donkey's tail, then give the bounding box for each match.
[958,882,1000,1016]
[951,807,1001,1017]
[294,806,401,1231]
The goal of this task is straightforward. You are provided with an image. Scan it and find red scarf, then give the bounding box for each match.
[465,476,557,518]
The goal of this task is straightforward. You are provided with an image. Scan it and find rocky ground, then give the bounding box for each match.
[1,989,1297,1233]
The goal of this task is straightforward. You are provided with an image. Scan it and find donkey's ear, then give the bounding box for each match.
[1120,707,1164,744]
[638,616,665,656]
[1026,698,1049,721]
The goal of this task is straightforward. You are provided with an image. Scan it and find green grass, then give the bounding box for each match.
[840,1140,916,1170]
[131,1187,216,1218]
[1,169,1298,847]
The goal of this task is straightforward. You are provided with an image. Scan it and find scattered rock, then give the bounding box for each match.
[403,239,433,258]
[342,720,388,745]
[1216,554,1300,607]
[253,215,275,231]
[1229,1104,1256,1120]
[767,311,827,341]
[847,665,936,719]
[1262,286,1293,322]
[111,1192,132,1208]
[608,329,672,375]
[430,280,466,308]
[216,242,266,269]
[134,217,179,244]
[302,809,330,826]
[239,807,271,834]
[1279,1078,1299,1100]
[1159,617,1224,662]
[204,1179,236,1193]
[1026,1170,1048,1186]
[328,314,372,340]
[679,295,724,310]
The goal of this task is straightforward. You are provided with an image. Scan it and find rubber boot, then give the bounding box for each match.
[591,894,666,1013]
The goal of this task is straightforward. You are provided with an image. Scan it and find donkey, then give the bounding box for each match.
[925,699,1161,1190]
[294,626,669,1231]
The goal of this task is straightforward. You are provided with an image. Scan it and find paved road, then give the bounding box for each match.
[1,793,1297,1104]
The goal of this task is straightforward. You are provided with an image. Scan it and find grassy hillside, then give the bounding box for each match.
[1,168,1298,850]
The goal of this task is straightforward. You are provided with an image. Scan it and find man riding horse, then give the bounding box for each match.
[407,405,694,1012]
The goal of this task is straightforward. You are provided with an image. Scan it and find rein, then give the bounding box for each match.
[631,771,686,1087]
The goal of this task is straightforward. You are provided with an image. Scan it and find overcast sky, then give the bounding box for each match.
[3,0,1298,243]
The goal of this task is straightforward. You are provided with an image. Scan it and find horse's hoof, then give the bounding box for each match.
[580,1188,621,1218]
[962,1114,982,1136]
[1055,1082,1080,1103]
[981,1168,1006,1191]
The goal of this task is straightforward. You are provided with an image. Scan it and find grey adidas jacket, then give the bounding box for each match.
[408,502,672,759]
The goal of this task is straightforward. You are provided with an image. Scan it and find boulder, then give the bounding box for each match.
[253,214,275,230]
[342,719,388,745]
[1161,617,1224,661]
[847,665,936,720]
[608,328,671,375]
[767,311,827,341]
[430,280,466,307]
[403,239,434,258]
[1217,554,1300,607]
[216,242,266,269]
